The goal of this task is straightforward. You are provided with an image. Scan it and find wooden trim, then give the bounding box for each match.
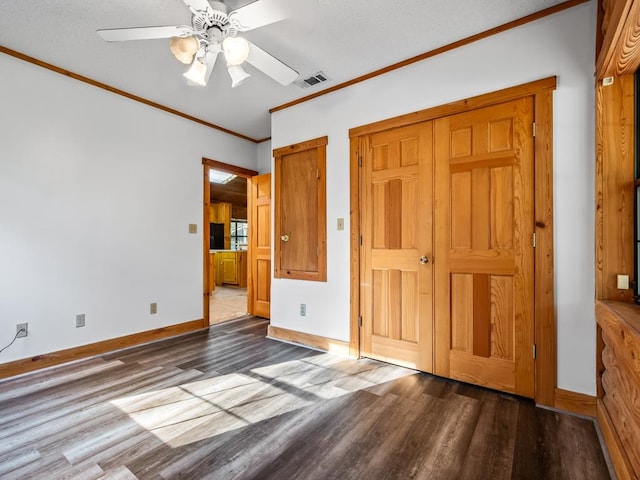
[203,165,211,326]
[270,1,585,114]
[316,143,328,283]
[0,45,260,144]
[534,90,557,407]
[596,0,605,61]
[598,399,635,480]
[596,0,632,77]
[349,77,557,138]
[272,136,328,156]
[0,319,206,380]
[202,158,258,178]
[267,325,350,357]
[597,323,605,399]
[247,175,256,317]
[595,84,605,299]
[596,0,640,79]
[553,388,597,417]
[595,75,635,302]
[349,136,360,358]
[606,0,640,77]
[349,79,557,406]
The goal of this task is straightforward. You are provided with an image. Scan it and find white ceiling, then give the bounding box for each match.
[0,0,569,141]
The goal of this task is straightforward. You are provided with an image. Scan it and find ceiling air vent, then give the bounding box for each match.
[294,71,330,89]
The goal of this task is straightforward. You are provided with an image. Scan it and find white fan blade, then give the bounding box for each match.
[245,41,298,86]
[229,0,290,31]
[203,51,219,85]
[181,0,212,12]
[97,26,194,42]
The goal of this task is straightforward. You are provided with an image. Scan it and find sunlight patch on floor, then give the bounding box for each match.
[110,353,415,448]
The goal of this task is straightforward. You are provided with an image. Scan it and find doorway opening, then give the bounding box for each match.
[202,158,258,326]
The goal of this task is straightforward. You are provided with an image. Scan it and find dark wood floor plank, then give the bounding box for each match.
[458,393,520,480]
[0,357,114,402]
[511,402,563,479]
[0,317,612,480]
[0,363,175,443]
[556,412,611,479]
[241,390,393,480]
[414,392,483,480]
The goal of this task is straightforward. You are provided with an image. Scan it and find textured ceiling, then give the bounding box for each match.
[0,0,569,141]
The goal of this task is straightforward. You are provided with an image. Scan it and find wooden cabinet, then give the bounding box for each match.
[596,301,640,480]
[210,202,232,250]
[274,137,327,282]
[215,251,247,287]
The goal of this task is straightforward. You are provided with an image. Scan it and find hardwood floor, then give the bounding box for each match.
[0,317,611,479]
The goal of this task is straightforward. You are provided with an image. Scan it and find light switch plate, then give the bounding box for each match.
[617,274,630,290]
[188,224,197,234]
[337,218,344,231]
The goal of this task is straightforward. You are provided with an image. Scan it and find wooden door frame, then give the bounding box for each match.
[202,158,258,326]
[348,77,557,406]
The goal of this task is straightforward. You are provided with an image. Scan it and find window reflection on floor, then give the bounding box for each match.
[209,286,248,325]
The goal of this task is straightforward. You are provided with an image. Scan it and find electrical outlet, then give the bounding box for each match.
[16,323,28,338]
[617,274,630,289]
[300,304,306,317]
[150,303,158,314]
[76,313,85,328]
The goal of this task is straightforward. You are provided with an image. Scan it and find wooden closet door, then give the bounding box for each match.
[434,98,535,397]
[360,122,433,372]
[248,173,271,319]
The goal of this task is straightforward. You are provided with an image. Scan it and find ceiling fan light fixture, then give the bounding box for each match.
[184,59,208,86]
[169,36,199,64]
[222,36,250,65]
[227,64,251,88]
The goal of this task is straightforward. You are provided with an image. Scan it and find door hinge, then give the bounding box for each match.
[359,235,363,246]
[359,316,363,327]
[358,155,362,167]
[532,232,536,248]
[533,344,537,359]
[316,169,320,179]
[532,122,537,138]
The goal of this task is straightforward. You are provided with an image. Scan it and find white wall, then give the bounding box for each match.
[256,139,272,174]
[271,2,597,395]
[0,53,257,363]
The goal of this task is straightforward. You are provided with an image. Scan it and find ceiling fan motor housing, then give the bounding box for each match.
[192,1,239,42]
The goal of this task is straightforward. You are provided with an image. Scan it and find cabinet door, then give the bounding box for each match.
[221,254,238,284]
[274,137,327,281]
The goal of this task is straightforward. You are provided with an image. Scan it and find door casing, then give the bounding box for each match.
[348,77,557,406]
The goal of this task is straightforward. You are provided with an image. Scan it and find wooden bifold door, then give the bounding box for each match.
[359,96,536,398]
[359,122,434,372]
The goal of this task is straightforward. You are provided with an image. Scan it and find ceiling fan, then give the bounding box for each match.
[97,0,299,88]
